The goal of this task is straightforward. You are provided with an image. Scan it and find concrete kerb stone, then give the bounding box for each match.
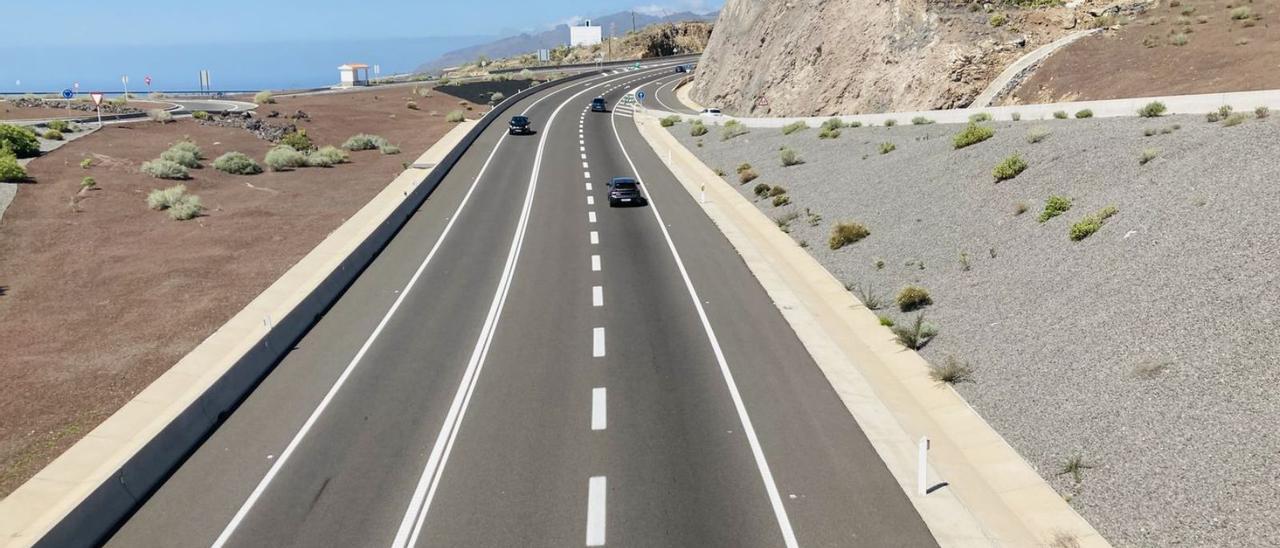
[2,69,614,547]
[632,111,1112,548]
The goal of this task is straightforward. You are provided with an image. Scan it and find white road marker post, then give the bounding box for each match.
[917,436,930,495]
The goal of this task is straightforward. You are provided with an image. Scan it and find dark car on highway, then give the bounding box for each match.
[675,65,687,73]
[508,115,532,135]
[607,177,647,207]
[591,97,608,112]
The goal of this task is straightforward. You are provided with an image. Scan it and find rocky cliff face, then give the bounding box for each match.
[691,0,1076,116]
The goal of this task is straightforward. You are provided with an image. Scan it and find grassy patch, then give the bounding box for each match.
[1075,109,1094,119]
[265,145,308,171]
[47,120,71,132]
[1038,195,1072,223]
[821,118,846,131]
[879,316,895,327]
[753,183,771,198]
[911,116,935,125]
[738,168,758,184]
[660,115,681,127]
[721,119,749,141]
[213,152,263,175]
[0,152,27,181]
[892,314,937,350]
[992,153,1027,181]
[883,119,897,127]
[1138,101,1167,117]
[140,159,189,180]
[953,123,995,149]
[1139,148,1160,165]
[781,121,808,135]
[929,356,974,384]
[768,186,788,197]
[896,285,932,311]
[1069,206,1118,241]
[989,12,1008,26]
[771,194,791,207]
[1011,112,1022,121]
[1256,106,1271,119]
[969,112,992,123]
[80,176,96,189]
[1057,454,1094,484]
[847,282,887,310]
[254,90,275,104]
[878,142,896,155]
[828,222,870,250]
[780,147,804,167]
[307,145,349,167]
[280,129,314,152]
[160,141,202,169]
[818,127,841,139]
[445,110,465,123]
[1230,6,1252,19]
[42,129,64,141]
[192,110,210,121]
[1026,126,1050,144]
[774,211,800,232]
[1223,112,1248,126]
[79,158,92,169]
[1052,110,1069,119]
[342,134,392,151]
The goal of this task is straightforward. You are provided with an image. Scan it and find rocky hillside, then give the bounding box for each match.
[691,0,1107,116]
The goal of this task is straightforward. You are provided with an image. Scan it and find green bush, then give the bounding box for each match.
[953,123,995,149]
[878,142,896,155]
[1223,112,1248,126]
[821,118,846,131]
[168,194,203,221]
[1011,112,1022,121]
[1027,126,1050,143]
[1069,206,1119,241]
[993,153,1027,181]
[738,168,758,184]
[148,109,173,123]
[140,159,190,180]
[192,110,211,121]
[781,121,808,135]
[280,129,314,152]
[265,145,307,171]
[660,115,681,127]
[47,120,71,132]
[768,186,787,197]
[753,183,771,197]
[81,176,96,189]
[445,110,466,123]
[0,124,40,158]
[80,158,92,169]
[147,184,188,210]
[1205,111,1222,123]
[0,152,26,181]
[772,194,791,207]
[780,147,803,166]
[896,286,932,312]
[736,162,752,173]
[911,116,935,125]
[1053,110,1069,119]
[929,356,974,384]
[1075,109,1094,119]
[1138,101,1167,117]
[848,120,863,128]
[1138,148,1160,165]
[212,151,263,175]
[879,316,895,327]
[721,120,749,141]
[1256,106,1270,119]
[892,314,937,350]
[969,112,992,123]
[818,126,840,139]
[161,147,199,168]
[310,145,349,165]
[490,92,505,104]
[254,90,275,104]
[43,129,64,140]
[990,13,1008,26]
[379,143,400,155]
[342,133,391,151]
[690,122,708,137]
[406,101,420,111]
[883,119,897,127]
[1038,195,1072,222]
[828,222,870,250]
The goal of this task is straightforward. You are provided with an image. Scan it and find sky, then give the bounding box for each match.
[8,0,723,46]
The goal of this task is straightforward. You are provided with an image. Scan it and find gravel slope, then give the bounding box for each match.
[668,114,1280,548]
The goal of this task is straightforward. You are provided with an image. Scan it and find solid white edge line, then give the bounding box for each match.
[607,83,801,548]
[591,255,601,272]
[211,68,605,548]
[586,476,606,546]
[591,387,607,430]
[392,64,683,548]
[592,285,603,307]
[592,327,606,357]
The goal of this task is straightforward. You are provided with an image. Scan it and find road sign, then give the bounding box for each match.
[636,90,646,101]
[61,89,74,99]
[73,82,79,90]
[144,75,152,86]
[90,92,104,106]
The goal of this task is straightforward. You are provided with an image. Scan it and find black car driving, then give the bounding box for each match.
[508,115,533,135]
[590,97,608,112]
[607,177,647,207]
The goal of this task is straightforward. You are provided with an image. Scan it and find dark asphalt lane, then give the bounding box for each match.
[106,61,936,548]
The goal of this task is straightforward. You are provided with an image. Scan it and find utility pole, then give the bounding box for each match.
[631,11,636,33]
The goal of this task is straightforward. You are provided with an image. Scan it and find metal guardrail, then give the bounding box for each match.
[31,68,605,548]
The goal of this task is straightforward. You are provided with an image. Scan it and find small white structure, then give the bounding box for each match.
[570,20,602,47]
[337,63,370,87]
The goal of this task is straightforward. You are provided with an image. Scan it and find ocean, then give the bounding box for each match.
[1,36,493,94]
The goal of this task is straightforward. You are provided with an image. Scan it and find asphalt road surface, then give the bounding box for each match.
[636,71,700,115]
[107,64,936,548]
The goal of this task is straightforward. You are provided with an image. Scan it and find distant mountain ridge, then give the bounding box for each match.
[417,10,718,73]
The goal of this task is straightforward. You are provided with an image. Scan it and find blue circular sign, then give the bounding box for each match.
[61,88,74,99]
[636,91,646,101]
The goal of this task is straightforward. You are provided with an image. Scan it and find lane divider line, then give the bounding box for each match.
[589,211,597,224]
[591,388,607,431]
[605,82,801,548]
[592,286,603,307]
[586,476,606,546]
[592,327,606,357]
[586,183,593,191]
[591,255,601,271]
[587,196,595,206]
[590,231,599,245]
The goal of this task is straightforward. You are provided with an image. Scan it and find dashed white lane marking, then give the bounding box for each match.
[587,196,595,206]
[582,162,589,169]
[592,285,603,307]
[586,476,606,546]
[591,387,607,430]
[584,171,591,179]
[580,146,585,152]
[581,153,587,160]
[592,327,606,357]
[579,139,585,145]
[586,182,593,191]
[591,254,601,271]
[588,211,597,224]
[590,231,599,245]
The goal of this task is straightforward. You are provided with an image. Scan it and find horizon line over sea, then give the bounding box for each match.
[2,36,493,94]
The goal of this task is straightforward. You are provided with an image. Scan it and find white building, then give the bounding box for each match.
[337,63,370,87]
[569,20,602,47]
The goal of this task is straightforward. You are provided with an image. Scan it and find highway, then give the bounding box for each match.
[636,71,701,114]
[107,65,936,547]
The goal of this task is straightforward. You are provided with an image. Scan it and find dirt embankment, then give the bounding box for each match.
[1008,0,1280,103]
[690,0,1129,116]
[0,86,479,497]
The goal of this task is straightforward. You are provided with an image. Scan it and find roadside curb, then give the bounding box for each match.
[632,111,1111,548]
[0,70,606,547]
[674,77,705,112]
